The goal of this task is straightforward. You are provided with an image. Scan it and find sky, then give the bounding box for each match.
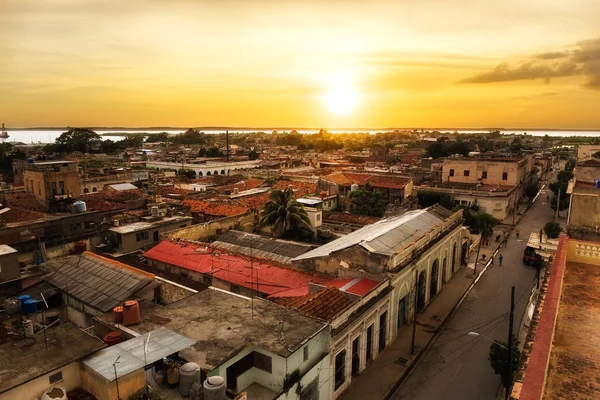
[2,0,600,129]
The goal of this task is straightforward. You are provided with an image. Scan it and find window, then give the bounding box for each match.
[303,345,309,361]
[502,172,508,181]
[49,371,63,384]
[352,336,360,376]
[481,171,487,179]
[180,224,187,228]
[51,182,57,195]
[300,378,319,400]
[379,311,388,351]
[59,181,65,195]
[136,231,150,242]
[316,214,321,221]
[463,170,470,177]
[334,350,346,390]
[449,169,454,177]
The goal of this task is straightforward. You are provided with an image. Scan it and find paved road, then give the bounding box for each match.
[392,177,561,400]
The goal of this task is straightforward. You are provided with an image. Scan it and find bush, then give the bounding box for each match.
[417,190,455,210]
[544,221,562,238]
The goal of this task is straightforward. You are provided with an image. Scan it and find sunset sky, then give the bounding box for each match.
[2,0,600,129]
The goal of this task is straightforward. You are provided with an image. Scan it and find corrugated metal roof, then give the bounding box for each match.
[83,327,196,381]
[292,206,453,261]
[44,253,153,312]
[213,230,315,264]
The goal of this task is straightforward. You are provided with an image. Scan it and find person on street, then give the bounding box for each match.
[516,229,520,239]
[499,254,503,266]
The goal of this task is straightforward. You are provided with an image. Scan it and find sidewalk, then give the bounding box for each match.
[338,238,507,400]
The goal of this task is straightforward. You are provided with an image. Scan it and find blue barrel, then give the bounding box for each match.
[18,295,31,306]
[596,180,600,189]
[23,299,38,314]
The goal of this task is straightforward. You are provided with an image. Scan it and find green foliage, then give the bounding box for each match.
[544,221,562,238]
[416,190,456,210]
[177,169,196,178]
[260,188,313,238]
[425,139,473,159]
[145,132,170,143]
[386,155,402,165]
[172,128,206,146]
[248,149,259,160]
[488,335,520,387]
[0,142,26,170]
[198,147,224,157]
[550,162,574,211]
[349,156,366,164]
[557,169,574,183]
[55,128,101,153]
[592,151,600,159]
[349,184,388,217]
[524,183,539,199]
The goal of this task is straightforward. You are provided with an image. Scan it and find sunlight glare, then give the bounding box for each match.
[321,73,360,115]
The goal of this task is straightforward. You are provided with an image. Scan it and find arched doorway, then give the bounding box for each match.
[461,242,468,266]
[198,171,203,177]
[207,171,211,176]
[430,260,439,298]
[442,257,448,284]
[83,188,89,193]
[452,243,457,273]
[214,170,218,175]
[221,170,225,175]
[417,270,427,313]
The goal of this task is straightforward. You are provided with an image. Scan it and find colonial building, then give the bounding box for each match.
[23,160,81,204]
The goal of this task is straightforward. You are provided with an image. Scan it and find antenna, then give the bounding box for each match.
[143,332,151,398]
[226,130,229,162]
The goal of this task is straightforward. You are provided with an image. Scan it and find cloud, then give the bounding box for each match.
[460,37,600,89]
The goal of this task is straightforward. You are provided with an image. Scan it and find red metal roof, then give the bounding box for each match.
[143,241,328,296]
[326,277,381,296]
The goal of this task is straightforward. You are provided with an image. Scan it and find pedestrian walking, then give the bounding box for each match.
[499,254,503,266]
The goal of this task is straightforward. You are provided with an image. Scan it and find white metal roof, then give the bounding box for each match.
[297,198,322,206]
[292,207,452,261]
[108,183,138,191]
[0,245,17,256]
[83,327,196,381]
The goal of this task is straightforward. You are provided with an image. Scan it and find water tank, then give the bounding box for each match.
[73,201,87,213]
[113,219,120,227]
[74,241,87,254]
[23,320,34,337]
[3,298,21,315]
[151,206,159,217]
[596,179,600,189]
[23,299,38,314]
[26,158,35,164]
[350,183,359,192]
[167,366,180,385]
[179,362,201,396]
[203,376,226,400]
[233,187,239,195]
[103,331,123,346]
[18,295,31,307]
[155,195,163,203]
[113,306,124,323]
[122,300,140,325]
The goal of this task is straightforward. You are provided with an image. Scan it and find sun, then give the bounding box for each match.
[320,73,360,115]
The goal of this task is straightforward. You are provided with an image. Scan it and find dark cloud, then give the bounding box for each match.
[460,37,600,89]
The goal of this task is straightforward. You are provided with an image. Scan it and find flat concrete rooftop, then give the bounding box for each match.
[0,322,105,394]
[132,289,326,370]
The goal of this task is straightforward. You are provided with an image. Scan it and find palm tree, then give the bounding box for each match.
[260,188,312,237]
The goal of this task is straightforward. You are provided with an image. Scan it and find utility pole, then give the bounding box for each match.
[554,189,560,220]
[226,130,230,162]
[411,269,418,354]
[505,286,515,400]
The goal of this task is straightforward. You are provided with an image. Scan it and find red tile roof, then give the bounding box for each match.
[5,192,47,212]
[217,179,265,194]
[77,193,126,212]
[273,180,318,197]
[322,172,411,189]
[235,193,270,210]
[143,241,328,296]
[0,207,45,223]
[272,287,354,321]
[183,199,249,217]
[103,189,145,203]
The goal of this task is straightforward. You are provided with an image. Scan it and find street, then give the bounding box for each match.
[392,176,562,400]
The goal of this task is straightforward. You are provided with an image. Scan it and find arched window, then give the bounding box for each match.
[502,172,508,181]
[92,187,97,192]
[83,188,89,193]
[430,259,440,298]
[214,171,219,176]
[198,171,203,177]
[206,171,211,176]
[221,170,226,175]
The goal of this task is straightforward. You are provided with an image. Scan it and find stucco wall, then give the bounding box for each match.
[81,364,146,400]
[0,361,81,400]
[569,189,600,228]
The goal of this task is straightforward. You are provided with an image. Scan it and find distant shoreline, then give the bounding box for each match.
[5,127,600,132]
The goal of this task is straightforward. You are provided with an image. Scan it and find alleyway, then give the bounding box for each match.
[391,174,563,400]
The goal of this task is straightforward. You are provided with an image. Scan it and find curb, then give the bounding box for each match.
[384,183,548,400]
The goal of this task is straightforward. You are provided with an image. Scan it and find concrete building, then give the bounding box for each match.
[292,205,464,342]
[124,289,331,400]
[576,144,600,161]
[106,215,192,256]
[0,323,106,400]
[511,236,600,400]
[23,161,81,203]
[145,159,261,177]
[441,155,534,188]
[320,172,414,203]
[567,158,600,240]
[0,245,20,295]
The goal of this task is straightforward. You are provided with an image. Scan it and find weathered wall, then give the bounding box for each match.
[162,212,255,241]
[81,363,146,400]
[569,189,600,229]
[0,361,81,400]
[156,276,197,304]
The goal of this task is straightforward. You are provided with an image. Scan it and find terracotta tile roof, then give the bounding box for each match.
[322,172,354,186]
[323,172,411,189]
[143,240,328,296]
[273,180,317,197]
[103,189,145,203]
[323,211,381,226]
[272,287,354,321]
[183,199,248,217]
[152,185,192,197]
[217,179,265,194]
[0,207,45,223]
[77,193,126,212]
[5,192,47,212]
[235,193,270,209]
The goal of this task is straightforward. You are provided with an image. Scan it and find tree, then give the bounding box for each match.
[426,142,450,159]
[207,147,223,157]
[386,155,402,165]
[524,183,539,199]
[260,188,313,238]
[349,156,366,164]
[56,128,100,153]
[248,149,259,160]
[544,221,562,238]
[489,335,520,390]
[349,184,388,217]
[172,129,206,146]
[417,190,456,210]
[145,132,170,143]
[177,169,196,179]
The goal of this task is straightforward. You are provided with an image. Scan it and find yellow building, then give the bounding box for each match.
[441,155,533,187]
[23,160,81,202]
